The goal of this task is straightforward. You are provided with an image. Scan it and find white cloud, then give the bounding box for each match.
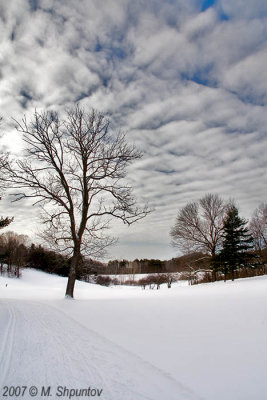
[0,0,267,260]
[222,46,267,103]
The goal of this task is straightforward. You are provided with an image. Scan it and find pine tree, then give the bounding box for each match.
[219,205,254,281]
[0,197,13,229]
[0,216,13,229]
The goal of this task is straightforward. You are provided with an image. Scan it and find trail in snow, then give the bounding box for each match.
[1,270,267,400]
[0,299,201,400]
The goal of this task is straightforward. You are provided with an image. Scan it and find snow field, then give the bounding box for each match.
[0,269,267,400]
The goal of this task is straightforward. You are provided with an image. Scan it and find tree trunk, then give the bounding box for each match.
[65,248,80,298]
[211,253,217,282]
[212,269,217,282]
[231,267,234,281]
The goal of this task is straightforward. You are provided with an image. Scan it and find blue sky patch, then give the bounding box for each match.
[201,0,217,12]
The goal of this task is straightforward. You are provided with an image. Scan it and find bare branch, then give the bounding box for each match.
[170,194,229,256]
[1,105,150,297]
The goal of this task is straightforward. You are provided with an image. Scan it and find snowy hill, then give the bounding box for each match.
[0,269,267,400]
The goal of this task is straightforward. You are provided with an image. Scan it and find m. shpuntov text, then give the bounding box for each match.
[56,386,103,398]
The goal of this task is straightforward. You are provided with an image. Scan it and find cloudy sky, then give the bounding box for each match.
[0,0,267,261]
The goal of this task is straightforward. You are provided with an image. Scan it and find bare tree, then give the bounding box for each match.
[164,272,179,288]
[249,203,267,252]
[1,106,150,297]
[0,231,28,277]
[170,194,228,258]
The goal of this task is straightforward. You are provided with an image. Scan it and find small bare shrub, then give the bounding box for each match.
[95,276,112,286]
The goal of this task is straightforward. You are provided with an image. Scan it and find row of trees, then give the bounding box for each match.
[170,194,266,281]
[0,232,107,280]
[105,258,166,275]
[83,272,178,289]
[0,233,70,278]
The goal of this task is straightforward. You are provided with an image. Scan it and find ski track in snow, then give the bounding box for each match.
[0,304,16,386]
[0,299,201,400]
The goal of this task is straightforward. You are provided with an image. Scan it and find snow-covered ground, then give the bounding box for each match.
[0,269,266,400]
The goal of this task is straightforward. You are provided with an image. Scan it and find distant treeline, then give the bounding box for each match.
[0,231,266,284]
[99,250,267,283]
[0,231,102,279]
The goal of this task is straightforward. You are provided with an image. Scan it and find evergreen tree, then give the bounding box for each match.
[219,205,254,281]
[0,216,13,229]
[0,197,13,229]
[27,244,69,277]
